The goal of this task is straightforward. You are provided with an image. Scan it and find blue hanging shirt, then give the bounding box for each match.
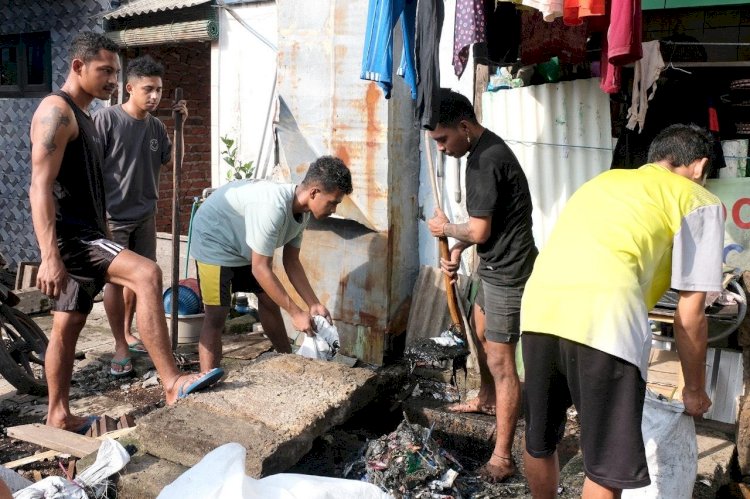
[360,0,418,99]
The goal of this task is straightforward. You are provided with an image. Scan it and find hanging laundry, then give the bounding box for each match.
[521,0,563,22]
[599,0,642,94]
[563,0,605,26]
[454,0,520,78]
[484,2,521,68]
[361,0,418,99]
[415,0,445,130]
[626,40,664,132]
[453,0,486,78]
[519,10,587,66]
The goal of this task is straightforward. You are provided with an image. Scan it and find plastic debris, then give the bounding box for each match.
[345,419,466,498]
[296,315,340,361]
[14,439,130,499]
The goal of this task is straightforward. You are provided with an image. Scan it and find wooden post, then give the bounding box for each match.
[171,87,184,351]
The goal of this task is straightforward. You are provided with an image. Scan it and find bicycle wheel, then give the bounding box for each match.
[0,304,48,395]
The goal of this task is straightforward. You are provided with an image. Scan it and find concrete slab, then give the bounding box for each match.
[403,398,496,456]
[695,428,737,496]
[117,454,187,499]
[185,354,379,440]
[134,403,310,476]
[127,354,391,480]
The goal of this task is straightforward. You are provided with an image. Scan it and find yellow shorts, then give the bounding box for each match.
[196,262,262,307]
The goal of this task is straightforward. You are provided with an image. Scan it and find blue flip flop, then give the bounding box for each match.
[176,368,225,400]
[74,415,100,435]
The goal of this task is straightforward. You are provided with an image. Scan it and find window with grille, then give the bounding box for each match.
[0,31,51,98]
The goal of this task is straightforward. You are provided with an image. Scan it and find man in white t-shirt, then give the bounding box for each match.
[190,156,352,372]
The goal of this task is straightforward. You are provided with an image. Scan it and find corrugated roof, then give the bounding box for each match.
[102,0,212,19]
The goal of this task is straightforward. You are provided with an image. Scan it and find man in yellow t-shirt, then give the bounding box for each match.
[521,124,724,499]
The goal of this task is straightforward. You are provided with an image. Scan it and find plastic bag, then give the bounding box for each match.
[14,439,130,499]
[157,442,394,499]
[622,390,697,498]
[296,316,340,361]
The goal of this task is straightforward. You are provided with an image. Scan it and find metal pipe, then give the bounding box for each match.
[170,87,184,351]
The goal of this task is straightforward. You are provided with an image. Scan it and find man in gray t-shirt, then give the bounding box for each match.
[191,156,352,373]
[94,55,186,377]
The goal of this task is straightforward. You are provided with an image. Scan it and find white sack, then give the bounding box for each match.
[296,316,340,361]
[14,439,130,499]
[622,390,697,499]
[158,442,393,499]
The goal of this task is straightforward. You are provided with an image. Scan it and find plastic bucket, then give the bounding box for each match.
[166,313,204,344]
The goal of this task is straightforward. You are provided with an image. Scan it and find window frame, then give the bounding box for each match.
[0,31,51,98]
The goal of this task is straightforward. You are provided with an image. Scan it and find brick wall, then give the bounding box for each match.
[122,42,212,235]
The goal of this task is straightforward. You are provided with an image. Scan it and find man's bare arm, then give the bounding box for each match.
[251,251,314,334]
[443,217,492,244]
[674,290,712,417]
[282,245,320,308]
[38,106,71,155]
[29,97,76,298]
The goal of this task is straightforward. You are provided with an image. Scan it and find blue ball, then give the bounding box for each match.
[163,285,202,316]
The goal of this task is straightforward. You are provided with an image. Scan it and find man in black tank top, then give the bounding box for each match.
[29,33,223,434]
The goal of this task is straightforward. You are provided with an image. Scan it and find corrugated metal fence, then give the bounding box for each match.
[482,78,613,249]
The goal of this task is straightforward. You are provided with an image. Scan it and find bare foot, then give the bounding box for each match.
[447,397,496,416]
[46,413,95,432]
[477,454,516,483]
[164,373,201,405]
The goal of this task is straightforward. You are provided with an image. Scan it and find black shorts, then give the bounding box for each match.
[522,332,650,490]
[108,216,157,261]
[56,237,124,314]
[196,262,263,307]
[476,280,523,344]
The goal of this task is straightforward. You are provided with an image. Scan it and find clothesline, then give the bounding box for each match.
[503,139,750,160]
[661,41,750,47]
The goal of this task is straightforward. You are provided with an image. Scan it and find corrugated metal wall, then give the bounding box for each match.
[0,0,110,269]
[482,78,613,249]
[275,0,419,365]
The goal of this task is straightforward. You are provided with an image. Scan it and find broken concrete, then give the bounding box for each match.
[126,354,404,487]
[117,454,188,499]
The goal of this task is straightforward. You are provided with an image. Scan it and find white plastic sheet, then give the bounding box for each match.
[158,443,393,499]
[296,315,340,361]
[622,390,697,499]
[13,439,130,499]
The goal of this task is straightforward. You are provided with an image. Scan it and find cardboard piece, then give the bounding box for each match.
[647,349,684,401]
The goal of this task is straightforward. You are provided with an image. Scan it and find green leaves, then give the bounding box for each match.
[221,134,254,182]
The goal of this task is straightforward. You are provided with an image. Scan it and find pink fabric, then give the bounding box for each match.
[608,0,642,65]
[453,0,486,77]
[599,0,642,94]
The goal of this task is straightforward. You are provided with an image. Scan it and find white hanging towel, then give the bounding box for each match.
[626,40,665,132]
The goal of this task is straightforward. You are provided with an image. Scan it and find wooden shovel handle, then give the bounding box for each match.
[439,237,463,333]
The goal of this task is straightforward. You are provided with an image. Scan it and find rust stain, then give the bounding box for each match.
[357,311,379,328]
[334,145,350,167]
[364,82,381,219]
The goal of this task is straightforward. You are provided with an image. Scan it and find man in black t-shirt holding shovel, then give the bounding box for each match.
[427,89,538,482]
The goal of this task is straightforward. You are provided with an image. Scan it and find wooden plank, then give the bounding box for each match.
[6,424,100,458]
[3,426,138,468]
